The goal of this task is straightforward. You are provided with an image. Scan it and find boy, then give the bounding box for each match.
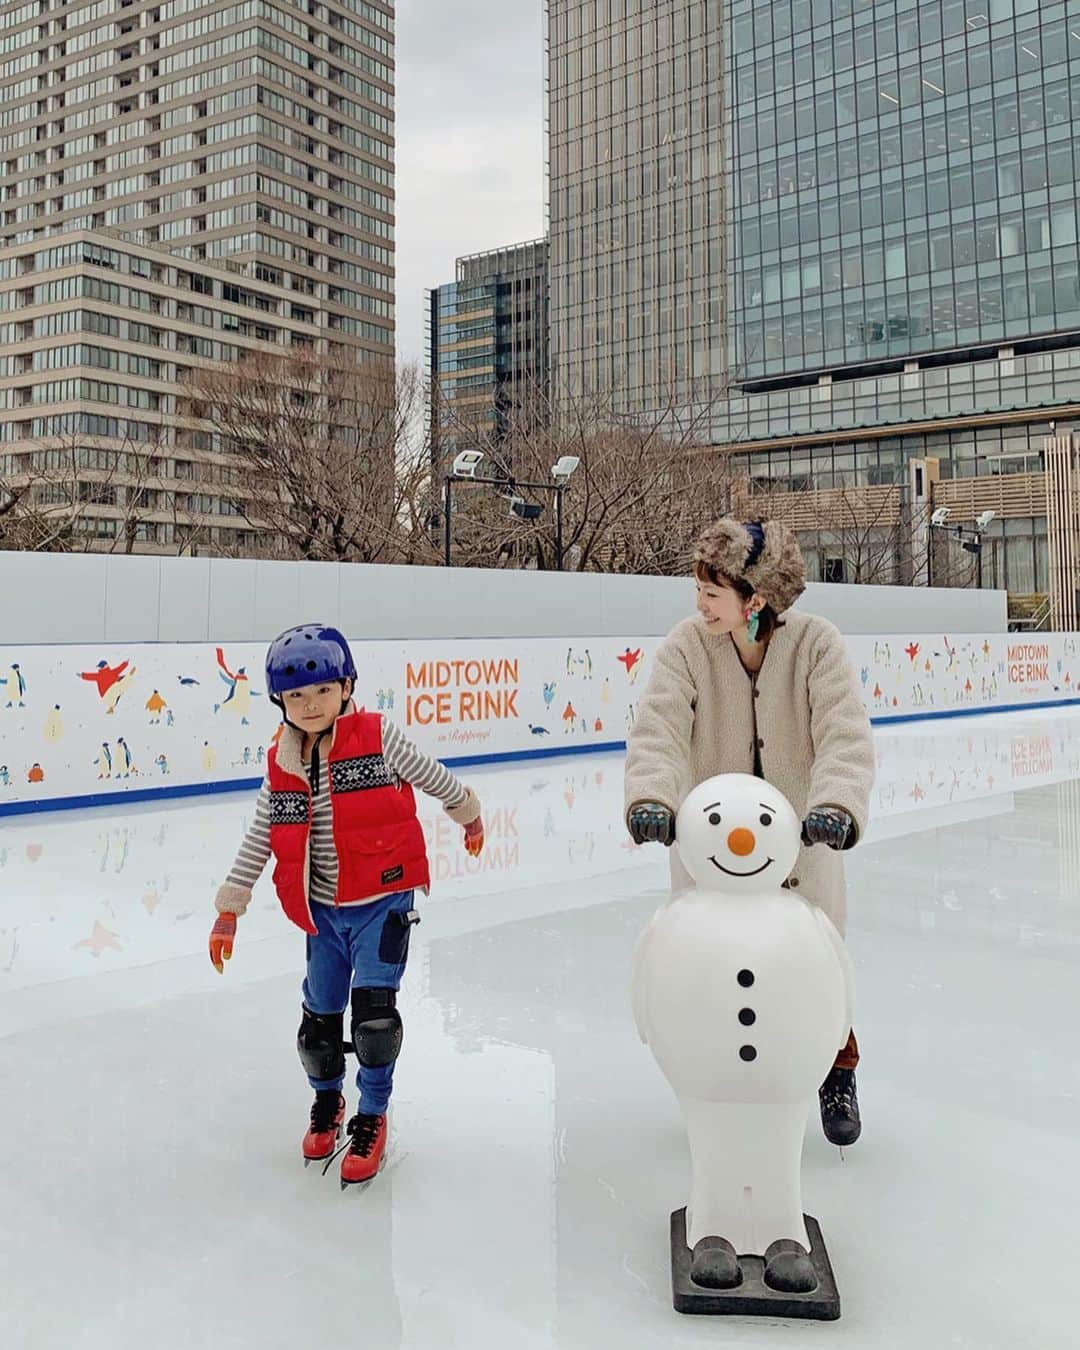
[209,625,483,1185]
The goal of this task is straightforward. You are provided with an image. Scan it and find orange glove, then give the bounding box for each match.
[464,816,484,857]
[209,911,237,973]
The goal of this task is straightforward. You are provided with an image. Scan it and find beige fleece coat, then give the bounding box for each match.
[623,610,875,933]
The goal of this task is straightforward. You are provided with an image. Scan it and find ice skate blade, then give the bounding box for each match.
[670,1209,840,1320]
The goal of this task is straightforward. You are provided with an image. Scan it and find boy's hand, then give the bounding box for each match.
[464,816,484,857]
[209,912,237,973]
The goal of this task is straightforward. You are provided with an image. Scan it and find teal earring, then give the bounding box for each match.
[746,608,761,642]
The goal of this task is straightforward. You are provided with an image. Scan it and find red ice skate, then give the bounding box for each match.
[302,1090,346,1164]
[340,1113,386,1187]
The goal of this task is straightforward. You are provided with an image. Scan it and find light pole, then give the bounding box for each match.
[929,507,994,587]
[442,451,580,569]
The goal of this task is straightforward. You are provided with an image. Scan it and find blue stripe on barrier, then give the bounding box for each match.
[2,701,1079,818]
[868,696,1080,725]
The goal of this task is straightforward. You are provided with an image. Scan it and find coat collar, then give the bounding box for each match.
[274,700,361,780]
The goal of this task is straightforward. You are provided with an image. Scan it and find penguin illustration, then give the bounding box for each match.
[1,663,27,708]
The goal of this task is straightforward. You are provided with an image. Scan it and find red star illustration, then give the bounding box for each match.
[905,643,920,663]
[910,783,925,802]
[75,921,122,957]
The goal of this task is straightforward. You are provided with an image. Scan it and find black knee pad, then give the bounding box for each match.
[350,987,402,1068]
[297,1006,346,1082]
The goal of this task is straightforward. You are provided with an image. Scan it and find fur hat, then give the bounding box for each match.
[693,518,807,614]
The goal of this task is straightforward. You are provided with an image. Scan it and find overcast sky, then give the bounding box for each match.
[393,2,546,370]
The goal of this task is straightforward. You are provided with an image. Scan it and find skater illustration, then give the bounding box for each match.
[146,690,168,723]
[0,766,9,787]
[165,709,175,727]
[562,701,577,733]
[201,741,216,773]
[155,754,169,776]
[566,647,576,675]
[625,518,874,1148]
[79,659,137,714]
[256,745,265,764]
[95,743,112,779]
[376,689,387,710]
[27,763,44,784]
[594,718,603,733]
[214,647,257,724]
[543,681,557,708]
[528,724,551,737]
[385,688,395,711]
[208,624,485,1188]
[44,705,63,742]
[583,649,593,679]
[601,677,611,704]
[618,647,644,683]
[1,662,27,707]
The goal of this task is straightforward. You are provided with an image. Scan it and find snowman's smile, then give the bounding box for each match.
[709,856,773,877]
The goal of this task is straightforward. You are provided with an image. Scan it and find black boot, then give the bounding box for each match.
[819,1066,861,1146]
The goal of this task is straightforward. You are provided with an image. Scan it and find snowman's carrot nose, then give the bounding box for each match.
[727,828,756,856]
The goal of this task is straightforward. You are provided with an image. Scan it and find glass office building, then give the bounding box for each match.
[428,238,549,455]
[548,1,1080,599]
[729,0,1080,381]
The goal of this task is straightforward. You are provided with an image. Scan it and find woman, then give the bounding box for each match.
[623,519,875,1144]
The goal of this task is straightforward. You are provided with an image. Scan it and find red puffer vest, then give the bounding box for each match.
[266,711,430,934]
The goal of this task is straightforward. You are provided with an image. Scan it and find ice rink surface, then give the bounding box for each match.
[2,707,1078,1349]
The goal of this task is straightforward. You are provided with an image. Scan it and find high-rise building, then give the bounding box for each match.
[547,1,725,412]
[428,237,548,455]
[0,0,394,554]
[549,0,1080,608]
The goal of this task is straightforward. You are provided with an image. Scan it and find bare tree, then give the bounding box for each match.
[433,380,740,572]
[187,351,441,564]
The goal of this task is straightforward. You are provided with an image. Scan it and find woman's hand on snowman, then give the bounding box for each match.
[464,816,485,857]
[801,806,855,851]
[628,802,676,847]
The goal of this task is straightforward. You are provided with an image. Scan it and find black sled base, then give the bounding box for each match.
[670,1209,840,1321]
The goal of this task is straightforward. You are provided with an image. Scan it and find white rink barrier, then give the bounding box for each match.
[0,631,1077,815]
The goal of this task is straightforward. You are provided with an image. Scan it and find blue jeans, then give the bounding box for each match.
[302,890,415,1115]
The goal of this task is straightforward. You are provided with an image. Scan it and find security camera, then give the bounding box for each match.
[452,450,484,478]
[930,507,951,526]
[976,510,995,529]
[961,538,982,555]
[508,495,542,521]
[551,455,581,482]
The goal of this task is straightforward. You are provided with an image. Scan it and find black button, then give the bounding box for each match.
[739,1045,757,1062]
[738,1008,756,1026]
[757,738,765,748]
[789,878,799,888]
[753,687,760,698]
[737,969,754,987]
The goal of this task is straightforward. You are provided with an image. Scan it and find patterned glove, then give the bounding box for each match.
[209,911,237,973]
[801,807,855,851]
[628,802,676,846]
[464,816,485,858]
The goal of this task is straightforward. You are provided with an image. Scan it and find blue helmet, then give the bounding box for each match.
[265,625,357,703]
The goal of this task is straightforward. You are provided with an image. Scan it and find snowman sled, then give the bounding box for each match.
[631,773,855,1320]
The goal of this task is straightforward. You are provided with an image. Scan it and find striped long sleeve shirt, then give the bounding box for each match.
[227,718,471,906]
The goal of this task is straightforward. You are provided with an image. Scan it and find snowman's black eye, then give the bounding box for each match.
[708,812,721,826]
[760,813,773,827]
